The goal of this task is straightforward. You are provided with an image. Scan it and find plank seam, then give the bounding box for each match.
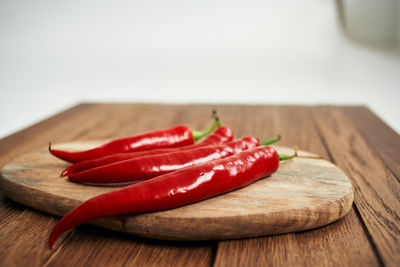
[210,241,218,267]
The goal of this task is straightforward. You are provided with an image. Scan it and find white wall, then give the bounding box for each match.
[1,0,399,138]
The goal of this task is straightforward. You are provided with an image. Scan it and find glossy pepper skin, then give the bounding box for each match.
[68,136,259,183]
[49,146,279,248]
[50,119,220,163]
[197,126,233,145]
[61,126,234,176]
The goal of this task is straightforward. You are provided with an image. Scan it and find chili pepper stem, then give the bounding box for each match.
[260,135,281,146]
[278,146,298,161]
[192,116,221,141]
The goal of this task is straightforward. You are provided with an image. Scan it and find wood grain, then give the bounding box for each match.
[0,142,353,242]
[343,106,400,181]
[43,225,215,267]
[0,208,57,266]
[214,106,382,267]
[215,208,382,267]
[312,106,400,267]
[0,103,398,267]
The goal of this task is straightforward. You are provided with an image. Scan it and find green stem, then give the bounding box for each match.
[260,135,281,146]
[278,147,298,161]
[192,116,221,141]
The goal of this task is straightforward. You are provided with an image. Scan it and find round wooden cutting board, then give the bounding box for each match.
[0,142,353,240]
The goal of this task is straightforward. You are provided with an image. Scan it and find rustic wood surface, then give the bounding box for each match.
[0,142,353,242]
[0,104,398,267]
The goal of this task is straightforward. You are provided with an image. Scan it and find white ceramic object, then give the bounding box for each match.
[342,0,400,46]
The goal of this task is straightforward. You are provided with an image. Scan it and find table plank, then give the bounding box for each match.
[0,208,57,266]
[1,104,397,266]
[0,191,25,222]
[214,208,380,267]
[44,225,215,267]
[343,106,400,181]
[312,106,400,267]
[214,106,381,267]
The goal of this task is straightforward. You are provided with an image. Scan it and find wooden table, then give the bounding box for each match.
[0,104,399,267]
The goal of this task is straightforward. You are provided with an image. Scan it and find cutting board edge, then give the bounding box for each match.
[93,191,354,240]
[0,170,354,241]
[0,172,75,217]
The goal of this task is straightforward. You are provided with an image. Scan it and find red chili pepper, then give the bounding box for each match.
[49,118,221,163]
[61,126,234,176]
[67,135,281,184]
[196,126,234,145]
[49,146,283,248]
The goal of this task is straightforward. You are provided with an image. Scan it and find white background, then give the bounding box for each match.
[1,0,400,138]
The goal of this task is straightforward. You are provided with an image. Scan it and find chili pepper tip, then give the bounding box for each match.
[48,142,52,153]
[61,169,69,177]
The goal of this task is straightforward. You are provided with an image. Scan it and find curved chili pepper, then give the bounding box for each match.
[67,135,281,184]
[49,146,281,248]
[61,126,234,176]
[49,118,221,163]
